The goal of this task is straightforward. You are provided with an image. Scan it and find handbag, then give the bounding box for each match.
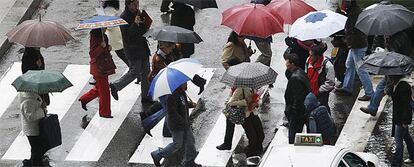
[39,111,62,150]
[96,52,116,75]
[222,90,246,125]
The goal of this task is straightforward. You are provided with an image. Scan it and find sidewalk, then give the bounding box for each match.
[0,0,42,56]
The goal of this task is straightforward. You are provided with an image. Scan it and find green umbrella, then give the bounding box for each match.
[12,70,73,94]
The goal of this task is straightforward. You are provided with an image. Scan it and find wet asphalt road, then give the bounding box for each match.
[0,0,374,166]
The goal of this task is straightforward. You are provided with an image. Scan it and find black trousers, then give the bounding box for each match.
[27,135,48,166]
[223,119,235,146]
[115,49,129,67]
[242,114,264,157]
[288,116,307,144]
[317,92,331,114]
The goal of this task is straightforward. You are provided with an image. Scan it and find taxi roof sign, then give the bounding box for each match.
[294,133,323,146]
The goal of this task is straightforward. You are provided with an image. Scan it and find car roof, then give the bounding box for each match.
[260,145,345,167]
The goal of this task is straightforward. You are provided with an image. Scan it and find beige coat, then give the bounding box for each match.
[228,87,257,117]
[221,42,252,70]
[19,92,45,136]
[104,7,123,51]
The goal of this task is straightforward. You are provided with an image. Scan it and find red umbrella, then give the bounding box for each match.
[221,3,283,38]
[267,0,316,25]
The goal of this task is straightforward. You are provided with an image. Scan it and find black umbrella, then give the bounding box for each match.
[360,51,414,75]
[355,3,414,36]
[173,0,218,9]
[143,26,203,43]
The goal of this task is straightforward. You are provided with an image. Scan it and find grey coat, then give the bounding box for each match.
[19,92,45,136]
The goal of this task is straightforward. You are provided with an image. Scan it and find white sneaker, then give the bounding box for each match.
[404,158,413,163]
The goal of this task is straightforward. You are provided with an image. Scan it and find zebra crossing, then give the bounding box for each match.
[0,62,222,166]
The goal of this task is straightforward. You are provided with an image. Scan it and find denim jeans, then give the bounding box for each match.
[367,78,386,113]
[392,125,414,167]
[152,127,197,166]
[342,47,373,96]
[159,95,172,137]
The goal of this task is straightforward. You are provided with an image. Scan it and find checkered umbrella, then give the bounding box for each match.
[221,62,278,89]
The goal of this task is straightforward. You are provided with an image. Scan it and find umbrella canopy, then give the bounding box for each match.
[360,51,414,75]
[143,26,203,43]
[267,0,316,24]
[148,58,202,99]
[12,70,73,94]
[221,62,278,89]
[6,19,73,48]
[222,3,284,38]
[289,9,347,41]
[355,3,414,36]
[173,0,218,9]
[76,15,128,30]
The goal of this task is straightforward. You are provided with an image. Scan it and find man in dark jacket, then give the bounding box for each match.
[150,83,201,167]
[284,37,313,70]
[360,30,414,117]
[171,2,195,58]
[335,0,374,102]
[284,53,311,144]
[110,0,152,103]
[388,75,414,166]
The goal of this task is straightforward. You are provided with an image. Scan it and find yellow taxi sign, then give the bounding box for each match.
[294,133,323,146]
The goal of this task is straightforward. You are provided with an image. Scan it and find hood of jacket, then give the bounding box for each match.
[304,92,319,112]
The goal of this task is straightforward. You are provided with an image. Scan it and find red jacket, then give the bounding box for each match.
[307,57,324,96]
[89,35,110,77]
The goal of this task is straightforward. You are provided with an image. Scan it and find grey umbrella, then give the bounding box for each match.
[360,51,414,75]
[221,62,278,89]
[143,26,203,43]
[355,3,414,36]
[173,0,218,9]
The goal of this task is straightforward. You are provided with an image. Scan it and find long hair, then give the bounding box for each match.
[102,0,120,10]
[90,28,103,38]
[227,31,242,46]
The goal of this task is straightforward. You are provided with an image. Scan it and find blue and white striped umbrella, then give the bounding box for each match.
[148,58,202,99]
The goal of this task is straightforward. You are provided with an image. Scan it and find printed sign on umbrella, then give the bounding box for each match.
[222,3,283,38]
[289,9,347,41]
[76,15,128,30]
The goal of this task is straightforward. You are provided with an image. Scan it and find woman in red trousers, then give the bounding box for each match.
[79,28,113,118]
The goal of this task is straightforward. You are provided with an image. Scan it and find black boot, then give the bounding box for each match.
[192,74,206,95]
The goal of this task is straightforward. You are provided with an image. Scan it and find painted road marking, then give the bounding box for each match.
[65,69,141,161]
[2,64,90,160]
[0,62,21,117]
[128,68,215,164]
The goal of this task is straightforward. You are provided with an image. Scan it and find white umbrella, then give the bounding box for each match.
[289,9,347,41]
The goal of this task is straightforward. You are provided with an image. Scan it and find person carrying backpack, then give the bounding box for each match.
[305,43,335,112]
[305,93,336,145]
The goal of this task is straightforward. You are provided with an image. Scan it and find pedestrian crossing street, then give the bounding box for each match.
[0,62,224,166]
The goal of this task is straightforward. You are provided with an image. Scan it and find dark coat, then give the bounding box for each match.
[391,81,412,126]
[284,67,311,120]
[284,37,309,70]
[120,8,150,58]
[89,34,110,77]
[388,31,413,59]
[21,48,45,74]
[171,3,195,57]
[344,4,367,48]
[166,90,194,130]
[21,48,49,106]
[305,93,336,139]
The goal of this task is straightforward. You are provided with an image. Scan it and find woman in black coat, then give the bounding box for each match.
[21,47,50,107]
[171,2,195,58]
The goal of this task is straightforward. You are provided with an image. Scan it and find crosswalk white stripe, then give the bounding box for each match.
[0,62,21,118]
[195,114,244,166]
[128,68,215,164]
[1,64,91,160]
[194,86,268,166]
[65,69,141,161]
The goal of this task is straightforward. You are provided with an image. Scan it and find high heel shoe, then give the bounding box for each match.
[79,99,87,111]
